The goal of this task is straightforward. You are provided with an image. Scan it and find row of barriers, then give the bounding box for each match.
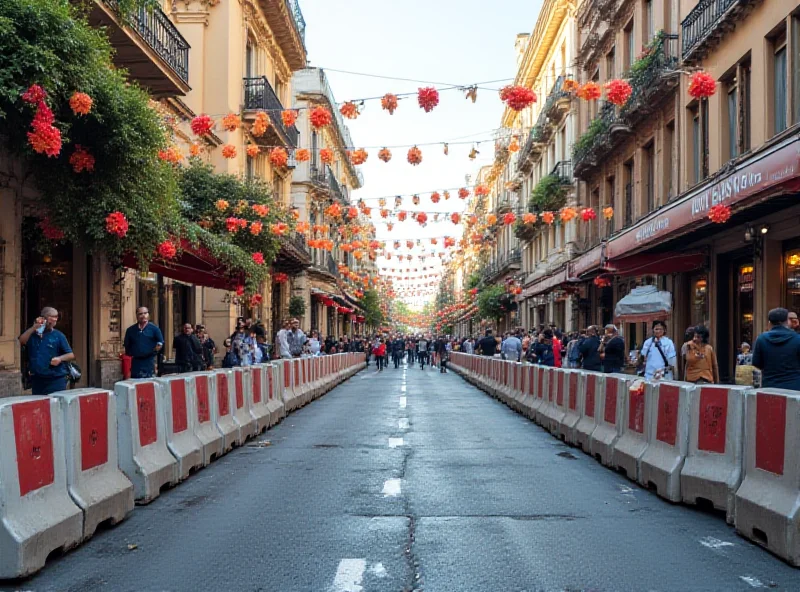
[448,351,800,567]
[0,353,365,579]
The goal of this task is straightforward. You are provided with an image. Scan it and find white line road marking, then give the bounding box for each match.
[369,563,388,578]
[389,438,404,448]
[382,478,402,497]
[618,484,634,494]
[331,558,367,592]
[739,576,765,588]
[399,397,407,409]
[400,385,407,392]
[699,536,734,549]
[399,418,409,430]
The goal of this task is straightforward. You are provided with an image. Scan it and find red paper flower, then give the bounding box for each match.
[581,207,598,222]
[708,204,731,223]
[236,285,246,296]
[27,103,61,157]
[250,293,263,307]
[157,240,177,260]
[320,148,335,164]
[22,84,47,105]
[38,217,65,241]
[69,145,95,173]
[326,203,342,218]
[605,79,633,106]
[191,114,214,136]
[309,106,333,130]
[347,206,359,219]
[270,147,288,168]
[688,71,717,99]
[407,146,423,165]
[450,212,461,224]
[458,187,470,199]
[252,252,265,265]
[381,93,399,114]
[295,148,311,162]
[398,211,407,222]
[577,82,602,101]
[69,92,93,116]
[503,212,516,225]
[431,192,441,203]
[105,211,129,238]
[226,217,241,233]
[378,147,392,163]
[499,85,537,111]
[475,184,489,197]
[340,102,360,120]
[281,110,299,127]
[417,87,440,112]
[222,144,237,159]
[417,212,428,225]
[273,272,289,283]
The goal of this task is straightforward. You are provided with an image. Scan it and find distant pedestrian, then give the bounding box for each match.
[753,308,800,391]
[19,307,75,394]
[501,331,522,362]
[531,329,556,366]
[639,321,677,380]
[599,325,625,374]
[683,326,719,384]
[374,338,387,371]
[579,326,602,371]
[478,329,498,357]
[124,307,164,378]
[173,323,204,372]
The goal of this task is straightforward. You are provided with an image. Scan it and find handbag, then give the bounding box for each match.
[64,361,82,384]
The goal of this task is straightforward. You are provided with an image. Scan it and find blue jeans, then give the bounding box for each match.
[31,375,67,395]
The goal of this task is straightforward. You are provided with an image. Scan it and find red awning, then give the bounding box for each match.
[605,252,705,277]
[123,240,244,290]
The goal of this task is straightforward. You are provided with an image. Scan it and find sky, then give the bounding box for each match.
[299,0,544,306]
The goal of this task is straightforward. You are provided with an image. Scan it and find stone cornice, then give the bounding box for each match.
[242,0,292,84]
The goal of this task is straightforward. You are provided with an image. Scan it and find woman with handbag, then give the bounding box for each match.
[639,321,677,380]
[683,326,719,384]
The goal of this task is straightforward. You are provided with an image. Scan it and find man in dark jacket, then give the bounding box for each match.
[600,324,625,373]
[579,325,603,371]
[392,336,405,368]
[753,308,800,391]
[478,329,498,357]
[173,323,204,372]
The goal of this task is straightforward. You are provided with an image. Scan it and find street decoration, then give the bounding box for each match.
[499,85,537,111]
[577,81,601,101]
[417,87,440,112]
[381,93,399,114]
[688,71,717,99]
[309,105,333,130]
[605,79,632,106]
[407,146,423,165]
[708,204,731,223]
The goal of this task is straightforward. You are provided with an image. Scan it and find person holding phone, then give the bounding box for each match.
[124,307,164,378]
[19,307,75,395]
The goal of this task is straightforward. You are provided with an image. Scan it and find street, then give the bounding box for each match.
[8,362,800,592]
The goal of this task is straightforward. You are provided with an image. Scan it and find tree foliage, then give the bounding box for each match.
[288,296,306,319]
[359,289,384,329]
[477,284,506,323]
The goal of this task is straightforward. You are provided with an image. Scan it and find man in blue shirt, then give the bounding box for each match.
[19,307,75,395]
[124,307,164,379]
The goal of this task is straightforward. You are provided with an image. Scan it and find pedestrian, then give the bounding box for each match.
[599,324,625,374]
[552,330,563,368]
[286,318,307,359]
[683,326,719,384]
[753,307,800,391]
[196,325,217,370]
[123,306,164,378]
[735,341,756,386]
[501,331,522,362]
[221,338,239,368]
[436,335,449,373]
[173,323,204,372]
[579,326,602,371]
[478,329,498,357]
[19,307,75,395]
[309,331,322,356]
[531,329,556,366]
[374,338,387,371]
[678,326,696,381]
[638,321,677,380]
[463,337,475,355]
[276,319,291,359]
[789,311,800,334]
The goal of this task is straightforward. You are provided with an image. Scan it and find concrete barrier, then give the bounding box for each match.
[54,389,133,542]
[559,370,584,445]
[245,365,271,434]
[518,365,535,419]
[681,385,747,523]
[639,381,692,501]
[735,389,800,565]
[510,363,526,412]
[541,368,566,435]
[532,365,548,425]
[213,371,239,453]
[293,359,308,406]
[154,376,203,480]
[189,372,224,465]
[0,397,83,578]
[280,360,300,411]
[265,363,286,425]
[309,357,322,400]
[231,368,256,443]
[612,378,654,482]
[575,372,602,454]
[589,374,624,466]
[114,381,179,503]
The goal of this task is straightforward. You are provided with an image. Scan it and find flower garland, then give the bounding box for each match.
[309,105,333,130]
[708,204,731,223]
[499,85,537,111]
[270,147,288,167]
[577,82,602,101]
[605,79,632,106]
[281,110,299,127]
[417,87,440,112]
[688,71,717,99]
[381,93,399,114]
[191,114,214,136]
[340,102,360,120]
[407,146,423,165]
[378,147,392,162]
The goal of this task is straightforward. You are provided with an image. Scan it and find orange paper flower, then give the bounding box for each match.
[450,212,461,224]
[221,144,237,159]
[350,148,368,165]
[431,192,441,203]
[157,146,182,164]
[407,146,423,165]
[281,110,299,127]
[221,113,241,132]
[522,212,537,224]
[69,91,93,116]
[508,138,520,152]
[542,211,555,225]
[252,204,269,217]
[486,213,498,225]
[381,93,399,114]
[252,111,269,136]
[560,207,577,222]
[577,82,602,101]
[378,147,392,163]
[309,105,333,130]
[475,184,489,197]
[602,206,614,220]
[458,187,470,199]
[246,144,260,158]
[320,147,335,164]
[270,147,288,167]
[340,102,360,120]
[562,79,580,93]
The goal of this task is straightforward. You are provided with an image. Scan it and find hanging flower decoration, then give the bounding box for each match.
[157,240,178,260]
[581,207,598,222]
[270,147,288,167]
[340,102,360,120]
[105,211,129,238]
[281,110,299,127]
[416,212,428,225]
[560,207,577,222]
[417,87,440,112]
[246,144,260,158]
[320,147,335,164]
[309,105,333,130]
[508,137,520,152]
[407,146,423,166]
[252,204,269,217]
[458,187,470,199]
[250,294,263,307]
[347,206,359,219]
[605,79,633,106]
[295,148,311,162]
[378,147,392,163]
[191,114,214,136]
[350,148,368,165]
[468,214,478,225]
[431,192,441,203]
[499,85,537,111]
[69,145,95,173]
[486,213,498,225]
[412,195,420,205]
[562,79,580,93]
[252,111,269,136]
[603,206,614,220]
[273,272,289,283]
[594,276,612,288]
[326,203,343,218]
[443,190,451,201]
[522,212,537,224]
[250,221,263,235]
[688,71,717,99]
[576,82,602,101]
[398,211,408,221]
[221,113,241,132]
[22,84,47,104]
[27,102,61,157]
[708,204,732,224]
[475,184,489,197]
[542,211,555,225]
[221,144,237,159]
[270,222,289,236]
[157,146,182,164]
[381,93,399,114]
[296,221,310,234]
[38,217,65,241]
[291,208,301,220]
[69,91,93,116]
[450,212,461,224]
[235,285,246,297]
[189,143,203,157]
[380,209,389,218]
[503,212,517,225]
[251,252,265,265]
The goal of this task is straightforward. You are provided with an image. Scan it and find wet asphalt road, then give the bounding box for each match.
[7,359,800,592]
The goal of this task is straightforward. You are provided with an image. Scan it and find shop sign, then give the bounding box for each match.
[606,136,800,259]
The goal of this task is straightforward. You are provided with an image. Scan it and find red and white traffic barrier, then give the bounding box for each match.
[114,381,179,503]
[575,372,602,454]
[519,365,536,420]
[212,371,239,453]
[189,372,224,465]
[510,363,526,412]
[230,368,256,443]
[559,370,585,445]
[54,389,134,542]
[639,381,692,501]
[735,389,800,565]
[265,363,286,425]
[612,379,654,482]
[531,365,548,425]
[244,365,271,434]
[280,360,301,411]
[589,374,625,466]
[681,385,746,523]
[0,397,83,578]
[154,376,203,480]
[541,368,566,435]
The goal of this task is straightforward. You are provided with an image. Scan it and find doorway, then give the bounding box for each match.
[716,249,754,382]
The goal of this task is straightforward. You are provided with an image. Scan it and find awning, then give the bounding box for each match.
[605,252,705,277]
[123,240,243,290]
[520,266,568,298]
[614,285,672,323]
[568,243,604,280]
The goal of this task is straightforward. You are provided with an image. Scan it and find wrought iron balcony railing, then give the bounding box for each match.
[286,0,307,42]
[681,0,744,62]
[311,165,347,203]
[243,77,299,147]
[620,34,679,120]
[551,160,573,182]
[104,0,189,84]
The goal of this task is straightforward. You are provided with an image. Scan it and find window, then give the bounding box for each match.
[664,121,674,200]
[773,31,788,134]
[725,73,738,160]
[644,142,655,212]
[689,102,708,184]
[794,15,800,125]
[245,152,255,181]
[740,60,751,152]
[691,106,701,183]
[606,47,616,80]
[623,159,634,227]
[311,131,318,169]
[644,0,654,42]
[605,176,615,235]
[245,39,257,78]
[624,21,634,70]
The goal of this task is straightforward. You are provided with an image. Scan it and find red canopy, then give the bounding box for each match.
[605,252,705,277]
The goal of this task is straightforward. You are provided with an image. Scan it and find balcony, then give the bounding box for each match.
[310,251,340,279]
[619,34,680,125]
[551,160,573,182]
[274,231,312,272]
[89,0,190,97]
[310,165,348,203]
[573,101,634,179]
[482,248,522,282]
[254,0,307,71]
[542,76,572,124]
[243,77,299,148]
[515,77,571,174]
[681,0,749,64]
